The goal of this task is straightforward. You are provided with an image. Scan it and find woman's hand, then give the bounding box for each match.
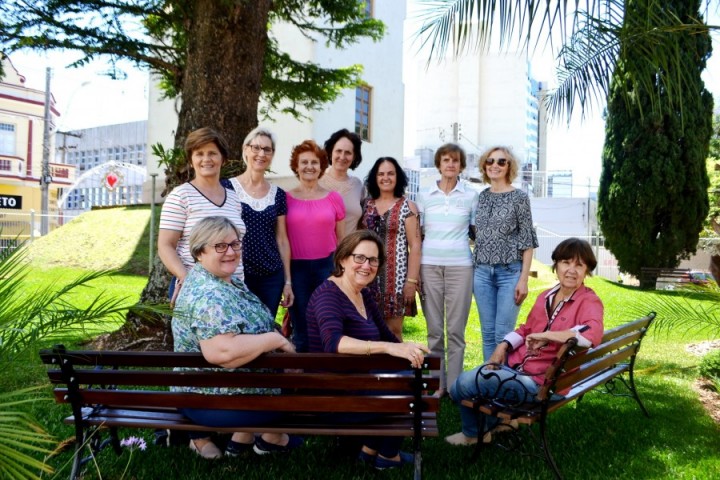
[514,278,529,305]
[486,343,509,370]
[387,342,430,369]
[273,331,296,353]
[402,282,417,304]
[281,284,294,308]
[524,333,549,355]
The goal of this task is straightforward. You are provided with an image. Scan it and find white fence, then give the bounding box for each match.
[535,234,620,281]
[0,210,78,252]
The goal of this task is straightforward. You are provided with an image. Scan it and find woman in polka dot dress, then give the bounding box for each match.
[225,126,293,318]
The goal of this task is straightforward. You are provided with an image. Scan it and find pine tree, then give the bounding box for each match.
[598,0,713,288]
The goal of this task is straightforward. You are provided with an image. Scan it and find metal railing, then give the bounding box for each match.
[534,233,619,281]
[0,210,77,252]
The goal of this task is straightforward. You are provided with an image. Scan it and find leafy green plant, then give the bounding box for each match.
[0,243,155,479]
[699,348,720,378]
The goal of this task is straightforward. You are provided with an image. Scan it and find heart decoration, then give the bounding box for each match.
[106,173,118,188]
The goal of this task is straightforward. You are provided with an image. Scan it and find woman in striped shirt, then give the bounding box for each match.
[158,127,245,304]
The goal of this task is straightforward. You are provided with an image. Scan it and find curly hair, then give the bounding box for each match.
[289,140,329,179]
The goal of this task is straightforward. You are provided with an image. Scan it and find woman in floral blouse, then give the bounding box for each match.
[172,216,302,459]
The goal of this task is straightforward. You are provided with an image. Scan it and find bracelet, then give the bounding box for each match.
[284,281,292,286]
[366,341,372,356]
[405,278,418,284]
[501,340,514,352]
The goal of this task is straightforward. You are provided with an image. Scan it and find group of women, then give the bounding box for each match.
[158,126,604,468]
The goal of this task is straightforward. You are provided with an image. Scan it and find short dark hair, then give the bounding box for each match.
[434,143,466,171]
[289,140,329,178]
[324,128,363,170]
[365,157,409,199]
[184,127,230,164]
[551,238,597,274]
[332,230,386,277]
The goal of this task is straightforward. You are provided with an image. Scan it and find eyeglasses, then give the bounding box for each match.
[350,253,380,267]
[486,158,508,166]
[247,144,274,155]
[212,241,242,253]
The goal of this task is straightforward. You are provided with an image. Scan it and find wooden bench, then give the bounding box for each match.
[39,346,441,480]
[461,312,656,480]
[639,267,690,289]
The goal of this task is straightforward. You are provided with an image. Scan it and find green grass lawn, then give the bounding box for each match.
[4,207,719,479]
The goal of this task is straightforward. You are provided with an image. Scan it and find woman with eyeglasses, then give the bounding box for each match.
[359,157,421,340]
[306,230,430,470]
[286,140,345,352]
[223,126,293,317]
[416,143,478,398]
[474,146,539,362]
[172,216,302,459]
[159,127,245,305]
[319,128,364,235]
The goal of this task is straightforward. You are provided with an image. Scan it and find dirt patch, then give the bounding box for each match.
[686,340,720,424]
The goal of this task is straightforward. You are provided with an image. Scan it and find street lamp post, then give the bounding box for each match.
[40,67,52,236]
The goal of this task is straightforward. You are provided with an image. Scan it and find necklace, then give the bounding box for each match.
[336,278,366,317]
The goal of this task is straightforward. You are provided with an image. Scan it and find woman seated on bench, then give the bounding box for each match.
[446,237,604,446]
[306,230,430,470]
[172,216,302,459]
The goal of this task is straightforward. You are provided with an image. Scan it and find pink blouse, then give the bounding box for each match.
[286,191,345,260]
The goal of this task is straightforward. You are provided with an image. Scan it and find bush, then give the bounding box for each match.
[698,348,720,378]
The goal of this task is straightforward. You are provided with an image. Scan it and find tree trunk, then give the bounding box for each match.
[123,0,272,348]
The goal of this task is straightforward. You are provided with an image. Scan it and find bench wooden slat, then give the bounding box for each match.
[563,330,642,370]
[54,389,438,413]
[46,370,440,392]
[62,409,439,437]
[40,350,441,371]
[600,315,653,342]
[554,344,636,392]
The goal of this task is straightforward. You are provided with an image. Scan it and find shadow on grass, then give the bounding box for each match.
[116,205,162,277]
[37,375,720,480]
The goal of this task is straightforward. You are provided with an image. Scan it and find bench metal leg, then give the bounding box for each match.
[620,370,650,418]
[413,451,422,480]
[539,418,563,480]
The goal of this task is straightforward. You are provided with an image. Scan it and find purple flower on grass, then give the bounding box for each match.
[120,436,147,451]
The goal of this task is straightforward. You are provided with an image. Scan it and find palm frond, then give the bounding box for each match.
[0,389,55,479]
[628,286,720,338]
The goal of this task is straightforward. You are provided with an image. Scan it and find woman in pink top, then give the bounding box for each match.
[286,140,345,351]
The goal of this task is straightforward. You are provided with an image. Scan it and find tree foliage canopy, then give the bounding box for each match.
[597,0,713,286]
[0,0,383,122]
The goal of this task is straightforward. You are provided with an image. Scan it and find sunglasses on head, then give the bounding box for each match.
[486,157,508,166]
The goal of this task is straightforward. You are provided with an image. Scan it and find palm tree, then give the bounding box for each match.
[413,0,717,122]
[0,243,155,479]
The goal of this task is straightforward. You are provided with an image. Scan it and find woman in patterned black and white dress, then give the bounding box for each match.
[359,157,421,340]
[473,146,539,362]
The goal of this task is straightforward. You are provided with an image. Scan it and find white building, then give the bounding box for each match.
[406,52,546,193]
[55,120,148,218]
[146,1,406,194]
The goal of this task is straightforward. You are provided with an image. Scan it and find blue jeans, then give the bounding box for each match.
[289,254,333,352]
[450,365,539,438]
[180,408,282,440]
[474,261,522,361]
[245,268,285,319]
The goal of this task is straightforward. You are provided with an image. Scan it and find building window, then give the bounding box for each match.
[363,0,373,17]
[355,85,371,141]
[0,123,16,156]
